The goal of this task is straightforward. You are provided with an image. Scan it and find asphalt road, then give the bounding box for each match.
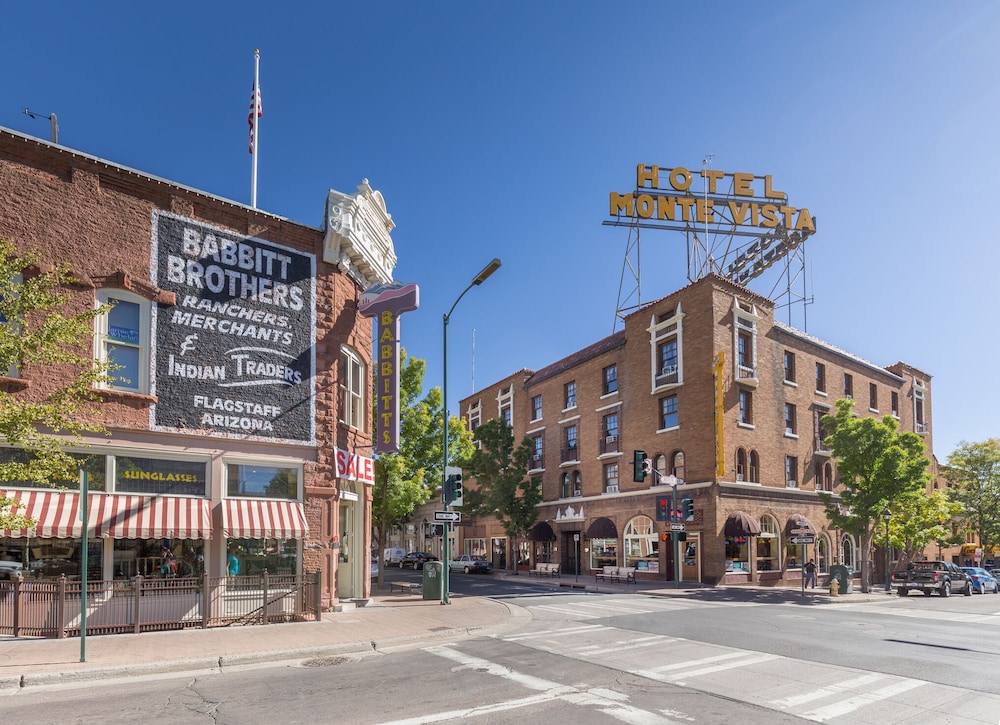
[5,575,1000,724]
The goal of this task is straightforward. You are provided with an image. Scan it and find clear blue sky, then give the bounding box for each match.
[4,2,998,460]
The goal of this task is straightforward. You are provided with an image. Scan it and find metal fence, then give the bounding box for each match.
[0,571,321,638]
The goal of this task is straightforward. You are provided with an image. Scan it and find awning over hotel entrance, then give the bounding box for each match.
[222,499,309,539]
[1,490,213,539]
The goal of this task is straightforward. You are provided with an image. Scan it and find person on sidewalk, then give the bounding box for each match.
[804,559,817,588]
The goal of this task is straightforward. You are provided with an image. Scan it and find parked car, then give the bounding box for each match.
[897,560,972,597]
[960,567,999,594]
[448,554,492,574]
[383,547,406,567]
[370,556,379,579]
[0,559,23,580]
[399,552,438,570]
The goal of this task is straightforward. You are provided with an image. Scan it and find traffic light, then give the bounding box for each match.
[682,496,694,521]
[444,465,464,507]
[633,450,650,482]
[655,495,669,521]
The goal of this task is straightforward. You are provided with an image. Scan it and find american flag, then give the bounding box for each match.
[248,86,262,155]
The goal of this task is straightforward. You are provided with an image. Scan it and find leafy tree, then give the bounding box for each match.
[370,350,475,583]
[0,239,112,529]
[464,418,540,573]
[818,397,930,592]
[880,488,963,566]
[943,439,1000,555]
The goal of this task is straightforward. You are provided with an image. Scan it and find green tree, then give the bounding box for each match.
[881,488,963,566]
[370,350,475,584]
[943,439,1000,555]
[464,418,540,573]
[0,239,112,529]
[818,397,930,592]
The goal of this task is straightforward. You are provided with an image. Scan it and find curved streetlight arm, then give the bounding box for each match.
[441,258,501,605]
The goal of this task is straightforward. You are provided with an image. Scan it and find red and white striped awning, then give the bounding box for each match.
[1,490,213,540]
[222,499,308,539]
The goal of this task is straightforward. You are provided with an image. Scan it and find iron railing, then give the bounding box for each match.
[0,571,321,638]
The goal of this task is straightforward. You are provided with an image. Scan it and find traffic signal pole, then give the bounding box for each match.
[671,481,680,589]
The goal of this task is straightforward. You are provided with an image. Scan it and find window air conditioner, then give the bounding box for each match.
[736,474,744,481]
[605,435,617,444]
[574,490,582,497]
[606,485,619,494]
[786,480,798,488]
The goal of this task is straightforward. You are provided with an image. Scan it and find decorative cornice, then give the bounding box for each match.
[323,180,397,287]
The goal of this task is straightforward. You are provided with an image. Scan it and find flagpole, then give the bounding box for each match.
[251,48,261,209]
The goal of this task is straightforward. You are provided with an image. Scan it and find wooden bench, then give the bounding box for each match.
[528,562,561,577]
[387,581,421,594]
[594,566,637,584]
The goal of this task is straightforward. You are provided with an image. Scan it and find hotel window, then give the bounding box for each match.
[467,400,482,432]
[748,450,760,483]
[573,470,582,496]
[815,362,826,394]
[671,450,685,479]
[739,389,753,426]
[601,413,619,453]
[655,454,668,481]
[650,304,683,389]
[783,350,796,384]
[891,391,899,417]
[561,472,571,498]
[604,462,619,493]
[869,383,878,411]
[564,381,577,410]
[785,456,798,487]
[914,380,927,433]
[339,346,366,430]
[785,403,797,436]
[96,289,150,393]
[603,365,618,395]
[843,373,853,399]
[530,394,542,421]
[660,394,679,430]
[530,435,543,470]
[814,407,831,452]
[562,425,578,462]
[735,448,747,481]
[732,299,758,382]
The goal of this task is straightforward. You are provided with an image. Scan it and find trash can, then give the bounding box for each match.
[829,564,853,594]
[422,560,443,600]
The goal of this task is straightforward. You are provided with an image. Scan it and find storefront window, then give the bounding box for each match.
[516,540,530,566]
[227,537,299,576]
[226,464,298,499]
[112,538,206,580]
[0,448,106,490]
[623,515,657,571]
[725,537,749,571]
[817,535,830,573]
[756,515,779,571]
[532,541,554,563]
[1,536,102,581]
[465,538,487,558]
[589,538,617,569]
[117,456,206,496]
[785,538,803,570]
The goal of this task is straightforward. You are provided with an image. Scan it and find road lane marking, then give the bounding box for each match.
[770,673,886,708]
[502,624,605,641]
[802,678,923,722]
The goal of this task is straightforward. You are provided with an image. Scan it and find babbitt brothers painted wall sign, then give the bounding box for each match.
[149,212,317,443]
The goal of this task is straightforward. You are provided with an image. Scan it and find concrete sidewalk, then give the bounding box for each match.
[0,575,888,691]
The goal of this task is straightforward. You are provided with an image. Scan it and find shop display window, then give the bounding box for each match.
[226,464,298,499]
[227,537,299,576]
[113,537,206,580]
[725,536,749,571]
[590,538,617,569]
[623,515,657,570]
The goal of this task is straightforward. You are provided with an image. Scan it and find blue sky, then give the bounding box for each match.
[4,2,998,460]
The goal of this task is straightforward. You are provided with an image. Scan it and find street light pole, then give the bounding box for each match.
[882,507,892,593]
[441,258,501,605]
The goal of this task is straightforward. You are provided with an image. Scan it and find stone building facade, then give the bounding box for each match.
[0,127,394,608]
[458,273,936,586]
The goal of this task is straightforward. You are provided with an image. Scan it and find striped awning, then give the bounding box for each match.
[1,490,213,539]
[222,499,309,539]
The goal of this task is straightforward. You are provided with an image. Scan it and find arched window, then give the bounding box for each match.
[817,534,831,574]
[841,535,857,570]
[671,451,685,479]
[823,462,834,491]
[756,514,779,572]
[736,448,747,481]
[655,454,668,482]
[748,451,760,483]
[561,473,571,499]
[623,515,657,569]
[572,471,582,496]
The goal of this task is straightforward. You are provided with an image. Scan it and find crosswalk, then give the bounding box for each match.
[480,606,1000,723]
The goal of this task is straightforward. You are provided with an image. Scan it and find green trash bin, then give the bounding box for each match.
[422,560,443,600]
[829,564,853,594]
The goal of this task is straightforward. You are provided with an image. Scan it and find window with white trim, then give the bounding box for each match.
[530,394,542,422]
[603,462,619,493]
[339,346,366,430]
[564,381,577,410]
[732,299,759,383]
[96,289,150,393]
[467,400,482,432]
[498,384,513,425]
[649,304,684,389]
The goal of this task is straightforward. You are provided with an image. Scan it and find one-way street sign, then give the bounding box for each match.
[790,535,815,545]
[434,511,461,523]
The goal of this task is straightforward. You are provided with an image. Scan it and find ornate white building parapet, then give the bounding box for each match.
[556,505,585,521]
[323,179,397,287]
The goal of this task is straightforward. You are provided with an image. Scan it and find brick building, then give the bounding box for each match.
[0,127,394,608]
[458,273,935,586]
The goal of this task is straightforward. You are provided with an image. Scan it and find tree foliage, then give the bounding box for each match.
[370,350,475,582]
[880,488,963,565]
[0,239,112,529]
[943,439,1000,552]
[817,397,930,592]
[464,418,540,571]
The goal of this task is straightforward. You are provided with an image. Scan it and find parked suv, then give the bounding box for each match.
[898,560,972,597]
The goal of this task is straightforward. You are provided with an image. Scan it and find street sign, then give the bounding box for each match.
[669,523,686,532]
[790,535,815,545]
[434,511,461,522]
[791,528,813,536]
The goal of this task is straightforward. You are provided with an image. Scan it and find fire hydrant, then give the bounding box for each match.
[829,576,840,596]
